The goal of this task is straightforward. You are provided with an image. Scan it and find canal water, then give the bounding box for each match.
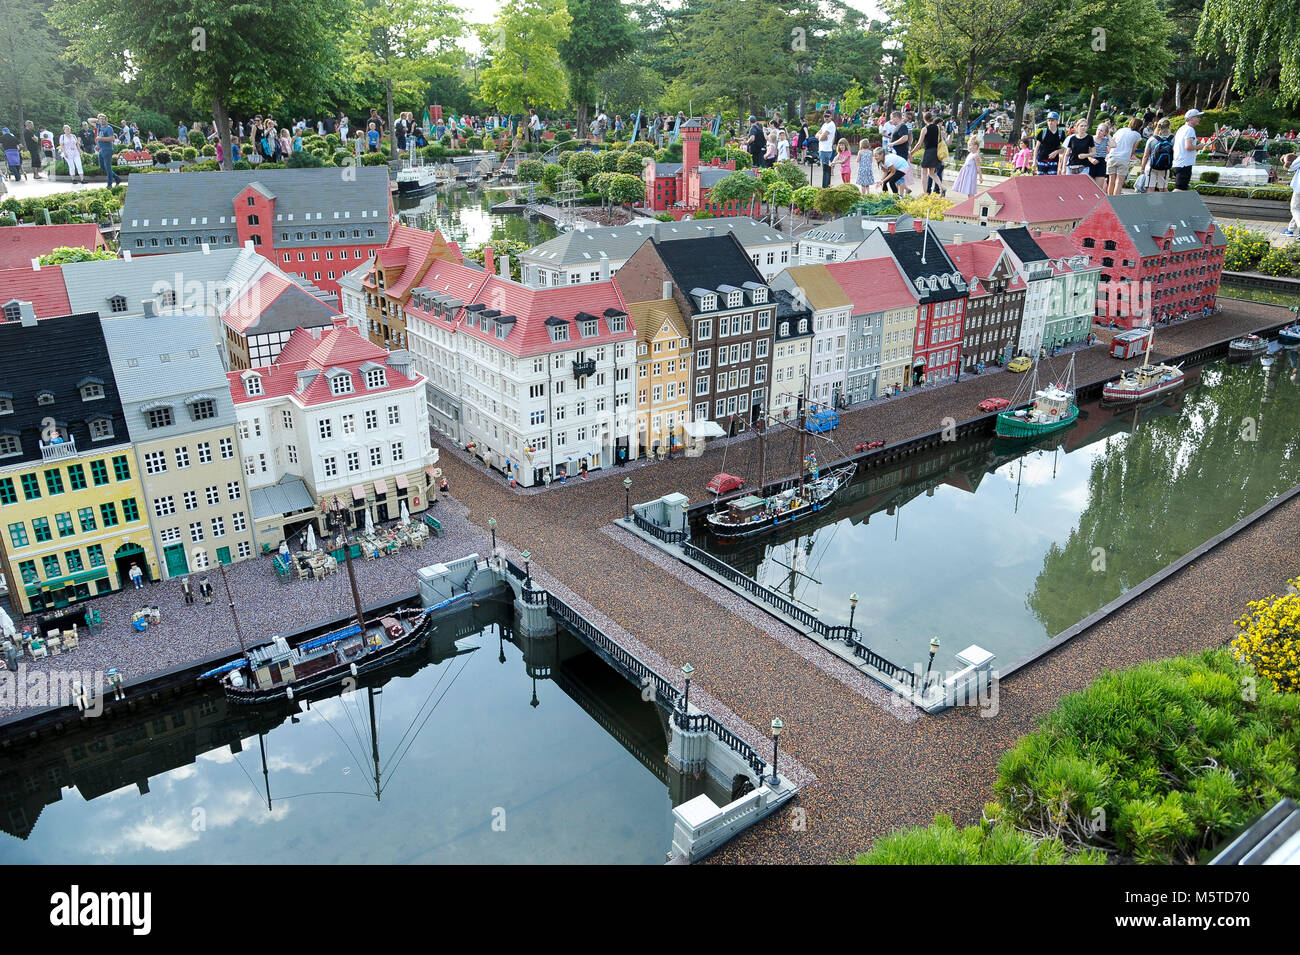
[396,186,557,253]
[0,602,718,863]
[1219,282,1300,309]
[697,351,1300,676]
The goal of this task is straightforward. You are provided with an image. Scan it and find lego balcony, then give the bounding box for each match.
[40,437,79,461]
[572,359,596,379]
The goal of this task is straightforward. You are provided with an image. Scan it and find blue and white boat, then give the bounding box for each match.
[1278,323,1300,347]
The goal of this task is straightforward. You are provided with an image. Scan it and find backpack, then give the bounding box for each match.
[1149,135,1174,171]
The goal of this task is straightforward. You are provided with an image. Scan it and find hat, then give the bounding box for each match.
[1184,108,1204,119]
[749,115,756,122]
[1047,111,1059,120]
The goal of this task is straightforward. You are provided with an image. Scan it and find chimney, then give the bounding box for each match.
[887,221,897,234]
[142,299,159,318]
[483,245,495,275]
[30,257,40,271]
[952,233,963,245]
[201,242,210,254]
[498,252,510,279]
[244,239,255,251]
[122,249,132,262]
[599,251,610,281]
[1032,228,1043,238]
[661,280,673,300]
[19,302,38,327]
[705,224,715,235]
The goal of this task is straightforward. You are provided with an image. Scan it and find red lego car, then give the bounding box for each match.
[978,398,1010,412]
[855,441,884,452]
[706,473,745,495]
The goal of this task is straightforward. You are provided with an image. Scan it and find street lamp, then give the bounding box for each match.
[623,477,633,519]
[681,662,694,721]
[926,636,940,689]
[769,717,783,787]
[521,549,532,587]
[848,592,859,641]
[488,517,497,555]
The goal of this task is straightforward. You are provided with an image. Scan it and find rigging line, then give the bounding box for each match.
[258,789,375,801]
[337,686,372,766]
[232,744,273,806]
[380,649,477,795]
[315,702,369,771]
[380,651,460,767]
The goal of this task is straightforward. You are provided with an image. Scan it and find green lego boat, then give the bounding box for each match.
[996,355,1079,439]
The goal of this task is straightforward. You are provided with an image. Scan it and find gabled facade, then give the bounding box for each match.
[1033,232,1101,347]
[995,227,1055,357]
[222,271,342,370]
[404,258,636,485]
[770,265,853,408]
[118,168,393,296]
[227,325,436,546]
[616,234,774,432]
[357,223,463,350]
[946,176,1107,233]
[824,257,919,401]
[859,226,968,386]
[944,239,1027,368]
[629,297,692,458]
[0,264,71,320]
[0,224,110,270]
[1070,192,1225,329]
[102,302,253,578]
[0,309,155,613]
[769,290,814,418]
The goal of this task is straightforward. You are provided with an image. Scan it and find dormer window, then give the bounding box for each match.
[79,382,104,401]
[145,406,174,429]
[88,416,114,440]
[365,368,386,389]
[108,295,127,313]
[549,324,569,343]
[581,319,598,338]
[160,290,176,307]
[727,291,742,308]
[608,315,626,333]
[939,274,951,289]
[36,390,54,406]
[2,302,19,322]
[798,319,809,333]
[0,394,11,415]
[752,288,767,303]
[329,372,354,396]
[0,434,19,457]
[243,375,263,397]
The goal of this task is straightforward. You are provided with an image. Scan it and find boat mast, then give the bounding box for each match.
[217,562,249,657]
[324,497,368,634]
[756,416,766,492]
[797,394,807,494]
[368,686,381,802]
[259,732,271,811]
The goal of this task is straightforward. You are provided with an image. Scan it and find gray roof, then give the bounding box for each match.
[119,167,392,248]
[61,247,267,317]
[653,163,682,177]
[520,218,790,268]
[337,256,372,293]
[100,308,235,439]
[250,475,316,520]
[807,214,995,248]
[1105,192,1226,258]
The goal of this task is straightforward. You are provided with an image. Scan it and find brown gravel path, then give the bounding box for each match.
[441,299,1300,863]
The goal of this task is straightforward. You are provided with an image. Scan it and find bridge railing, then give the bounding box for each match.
[631,512,689,544]
[677,712,767,778]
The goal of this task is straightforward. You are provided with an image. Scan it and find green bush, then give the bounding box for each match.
[852,813,1105,865]
[110,165,133,177]
[625,141,655,157]
[180,160,220,172]
[287,150,324,168]
[152,150,172,164]
[131,110,175,140]
[1258,244,1300,278]
[232,160,252,170]
[439,134,452,147]
[187,129,206,148]
[1199,170,1220,184]
[688,210,714,218]
[516,159,545,182]
[567,150,600,184]
[554,129,572,143]
[258,161,285,169]
[654,212,675,221]
[420,144,448,162]
[465,136,483,150]
[792,184,820,210]
[360,152,390,166]
[200,144,216,157]
[812,184,862,216]
[616,151,645,175]
[559,139,583,152]
[181,146,198,161]
[722,147,752,170]
[540,163,563,189]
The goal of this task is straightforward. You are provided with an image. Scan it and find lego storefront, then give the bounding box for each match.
[18,540,153,614]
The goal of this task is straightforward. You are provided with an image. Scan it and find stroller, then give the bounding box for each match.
[4,147,22,181]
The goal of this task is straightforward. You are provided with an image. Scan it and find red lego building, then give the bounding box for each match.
[1069,192,1226,328]
[641,120,753,219]
[119,168,393,298]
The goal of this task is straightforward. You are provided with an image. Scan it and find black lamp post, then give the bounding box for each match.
[623,476,632,519]
[926,636,940,689]
[488,517,497,555]
[769,717,783,787]
[848,592,859,642]
[521,549,532,587]
[680,662,694,723]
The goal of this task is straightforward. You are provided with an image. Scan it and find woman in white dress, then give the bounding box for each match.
[58,125,84,183]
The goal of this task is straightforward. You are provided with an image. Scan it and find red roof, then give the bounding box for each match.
[943,239,1026,297]
[947,176,1106,225]
[227,325,422,408]
[822,257,916,312]
[0,224,108,270]
[362,223,461,300]
[222,272,297,334]
[1030,232,1090,273]
[0,264,71,319]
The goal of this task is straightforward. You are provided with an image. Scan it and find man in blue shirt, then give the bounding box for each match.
[95,113,119,187]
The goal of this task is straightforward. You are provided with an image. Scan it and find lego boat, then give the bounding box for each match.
[1101,323,1184,402]
[1227,334,1268,360]
[996,355,1079,439]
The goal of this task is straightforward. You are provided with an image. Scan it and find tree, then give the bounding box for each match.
[346,0,465,161]
[50,0,350,170]
[605,171,645,209]
[37,246,116,265]
[478,0,573,116]
[1199,0,1300,107]
[0,0,63,130]
[840,80,867,122]
[559,0,634,136]
[566,149,600,184]
[708,170,763,210]
[764,180,794,225]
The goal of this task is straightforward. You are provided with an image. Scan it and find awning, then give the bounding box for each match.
[373,478,388,497]
[395,473,409,490]
[250,475,316,520]
[351,484,366,502]
[25,566,109,596]
[684,420,725,439]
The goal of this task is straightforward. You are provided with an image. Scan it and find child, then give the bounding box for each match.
[1012,138,1033,175]
[777,129,790,162]
[875,147,910,194]
[836,138,852,184]
[366,122,380,152]
[855,138,874,194]
[279,128,292,160]
[952,135,981,195]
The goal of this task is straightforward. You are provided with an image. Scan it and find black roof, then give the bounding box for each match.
[0,313,128,466]
[879,228,965,303]
[773,290,812,341]
[997,226,1050,264]
[653,234,768,313]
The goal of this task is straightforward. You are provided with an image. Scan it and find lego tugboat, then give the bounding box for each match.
[1101,323,1184,403]
[1278,323,1300,346]
[1227,334,1268,360]
[996,355,1079,439]
[706,409,855,540]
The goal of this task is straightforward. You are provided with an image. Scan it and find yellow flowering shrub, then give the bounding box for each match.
[1232,576,1300,693]
[897,192,955,222]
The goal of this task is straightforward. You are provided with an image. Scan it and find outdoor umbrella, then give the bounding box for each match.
[365,508,375,536]
[400,501,411,525]
[306,524,316,553]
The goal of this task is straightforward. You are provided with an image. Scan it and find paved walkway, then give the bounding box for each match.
[436,297,1300,863]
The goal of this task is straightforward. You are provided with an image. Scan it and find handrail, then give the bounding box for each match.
[631,512,689,544]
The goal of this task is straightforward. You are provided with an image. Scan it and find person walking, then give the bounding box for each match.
[22,121,44,179]
[1171,108,1203,191]
[1282,151,1300,237]
[1035,111,1066,175]
[919,113,944,195]
[94,114,119,187]
[816,109,837,187]
[59,125,84,183]
[128,562,144,589]
[1106,117,1143,195]
[952,135,981,195]
[1139,117,1175,192]
[1091,120,1111,188]
[886,110,911,160]
[1062,117,1096,175]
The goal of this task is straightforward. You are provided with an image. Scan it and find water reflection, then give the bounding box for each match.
[396,187,558,252]
[698,353,1300,673]
[0,601,720,864]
